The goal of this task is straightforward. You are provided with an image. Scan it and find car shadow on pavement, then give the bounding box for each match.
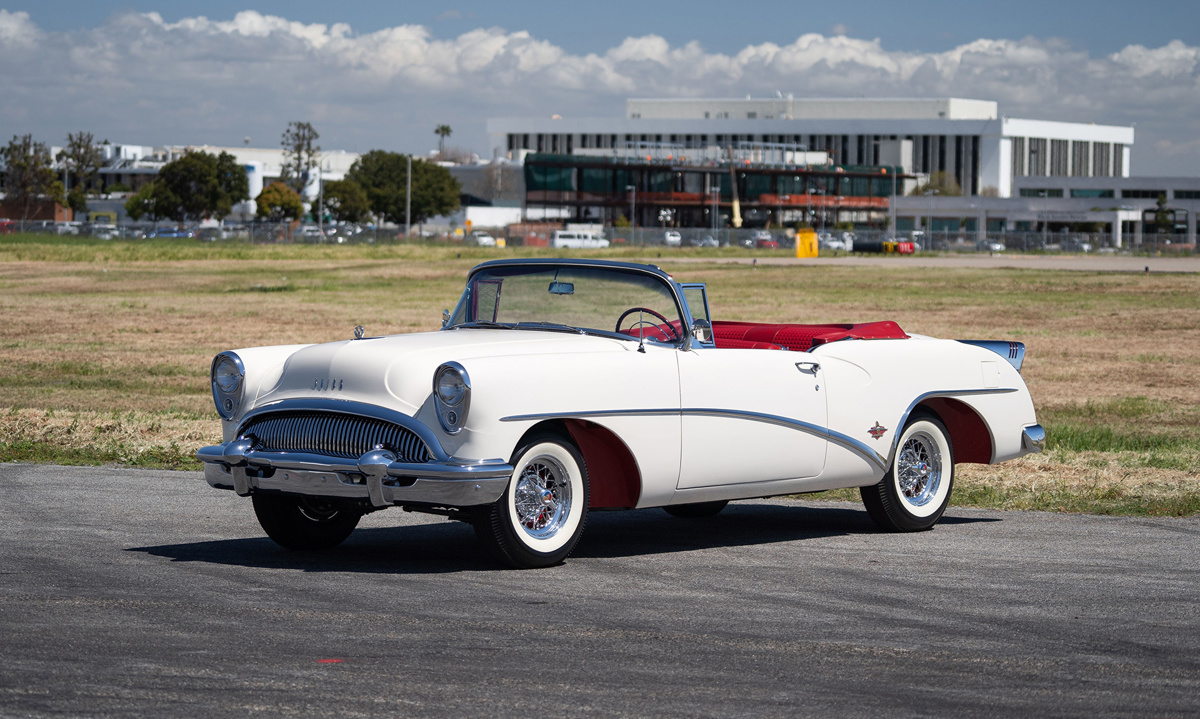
[128,503,999,574]
[574,503,997,559]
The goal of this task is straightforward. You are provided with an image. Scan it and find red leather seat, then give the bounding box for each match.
[709,320,908,351]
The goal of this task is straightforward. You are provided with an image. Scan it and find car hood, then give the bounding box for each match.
[254,328,631,415]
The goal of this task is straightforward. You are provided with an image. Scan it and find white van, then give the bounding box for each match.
[552,230,609,249]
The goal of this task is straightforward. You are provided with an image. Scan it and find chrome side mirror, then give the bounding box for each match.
[691,318,712,344]
[442,309,451,328]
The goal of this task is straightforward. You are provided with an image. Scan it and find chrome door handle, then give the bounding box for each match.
[795,362,820,375]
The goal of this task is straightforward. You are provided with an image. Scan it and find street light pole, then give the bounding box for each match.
[625,184,636,242]
[317,159,324,238]
[925,188,939,249]
[405,154,412,239]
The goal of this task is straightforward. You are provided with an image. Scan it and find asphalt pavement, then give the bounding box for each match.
[1,463,1197,717]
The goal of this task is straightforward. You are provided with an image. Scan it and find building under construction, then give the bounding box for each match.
[522,142,902,230]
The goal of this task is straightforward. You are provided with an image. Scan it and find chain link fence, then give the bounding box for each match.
[9,220,1193,256]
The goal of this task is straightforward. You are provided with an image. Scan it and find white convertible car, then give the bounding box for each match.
[199,258,1043,568]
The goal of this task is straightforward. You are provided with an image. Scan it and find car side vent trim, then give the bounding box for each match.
[957,340,1025,372]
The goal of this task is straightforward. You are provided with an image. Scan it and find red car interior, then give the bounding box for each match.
[622,319,909,351]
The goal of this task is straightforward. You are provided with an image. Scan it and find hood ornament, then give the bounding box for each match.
[353,325,365,340]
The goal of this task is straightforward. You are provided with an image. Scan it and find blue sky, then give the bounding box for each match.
[20,0,1198,56]
[2,2,1199,175]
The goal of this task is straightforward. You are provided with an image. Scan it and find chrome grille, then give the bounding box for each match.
[241,411,430,462]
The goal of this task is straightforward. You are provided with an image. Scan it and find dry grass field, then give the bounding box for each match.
[2,235,1198,515]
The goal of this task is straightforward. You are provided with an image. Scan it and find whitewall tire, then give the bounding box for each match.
[475,433,590,568]
[860,414,954,532]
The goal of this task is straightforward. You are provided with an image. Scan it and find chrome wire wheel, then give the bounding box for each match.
[896,431,942,508]
[513,456,573,540]
[860,414,954,532]
[476,434,590,569]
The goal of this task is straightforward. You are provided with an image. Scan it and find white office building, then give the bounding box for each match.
[487,97,1135,198]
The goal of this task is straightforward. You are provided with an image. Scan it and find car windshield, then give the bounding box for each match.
[448,265,684,343]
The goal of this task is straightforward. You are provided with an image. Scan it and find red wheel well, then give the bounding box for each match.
[916,398,993,464]
[560,419,642,508]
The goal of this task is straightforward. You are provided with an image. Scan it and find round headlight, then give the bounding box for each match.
[435,367,466,405]
[213,355,242,393]
[433,363,471,434]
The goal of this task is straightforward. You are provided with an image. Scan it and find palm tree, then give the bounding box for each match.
[435,125,452,154]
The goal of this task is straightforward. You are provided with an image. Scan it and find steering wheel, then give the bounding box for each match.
[615,307,680,341]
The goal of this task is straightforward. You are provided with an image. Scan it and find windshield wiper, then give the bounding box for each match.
[455,320,516,330]
[514,321,588,335]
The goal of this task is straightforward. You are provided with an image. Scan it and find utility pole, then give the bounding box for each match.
[405,154,412,238]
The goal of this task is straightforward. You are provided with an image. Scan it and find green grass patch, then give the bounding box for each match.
[0,438,200,470]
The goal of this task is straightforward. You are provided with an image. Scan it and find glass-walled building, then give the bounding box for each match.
[523,149,901,229]
[490,98,1135,199]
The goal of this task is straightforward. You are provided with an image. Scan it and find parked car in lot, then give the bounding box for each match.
[198,258,1044,568]
[753,230,779,249]
[89,223,120,240]
[147,227,194,238]
[196,227,236,242]
[470,232,498,247]
[976,239,1005,253]
[0,220,16,235]
[552,230,609,249]
[694,235,719,248]
[663,230,682,247]
[293,224,325,242]
[820,235,848,251]
[1059,237,1093,253]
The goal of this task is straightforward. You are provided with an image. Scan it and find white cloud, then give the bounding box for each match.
[0,9,41,47]
[0,11,1198,173]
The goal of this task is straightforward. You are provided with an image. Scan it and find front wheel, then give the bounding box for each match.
[252,493,362,550]
[860,414,954,532]
[475,434,590,568]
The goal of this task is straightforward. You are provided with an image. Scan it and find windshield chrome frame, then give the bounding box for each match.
[446,258,696,348]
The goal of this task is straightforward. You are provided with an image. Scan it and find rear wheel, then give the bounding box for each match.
[663,500,728,518]
[252,493,362,550]
[860,414,954,532]
[475,433,590,569]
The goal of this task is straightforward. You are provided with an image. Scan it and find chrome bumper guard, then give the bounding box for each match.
[1021,424,1046,455]
[196,442,513,508]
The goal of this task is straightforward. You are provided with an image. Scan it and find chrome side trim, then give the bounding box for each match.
[499,388,1022,473]
[888,388,1018,467]
[501,407,888,471]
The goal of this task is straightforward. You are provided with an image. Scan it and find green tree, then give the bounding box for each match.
[281,121,320,195]
[346,151,461,225]
[1154,194,1173,234]
[214,151,250,215]
[58,131,104,202]
[435,124,452,154]
[1,134,65,223]
[123,182,168,222]
[322,179,370,223]
[153,150,249,223]
[256,181,304,221]
[67,187,89,214]
[909,171,962,197]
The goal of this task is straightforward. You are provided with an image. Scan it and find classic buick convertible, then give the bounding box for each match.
[199,258,1043,568]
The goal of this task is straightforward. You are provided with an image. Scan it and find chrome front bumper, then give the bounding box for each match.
[197,442,513,508]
